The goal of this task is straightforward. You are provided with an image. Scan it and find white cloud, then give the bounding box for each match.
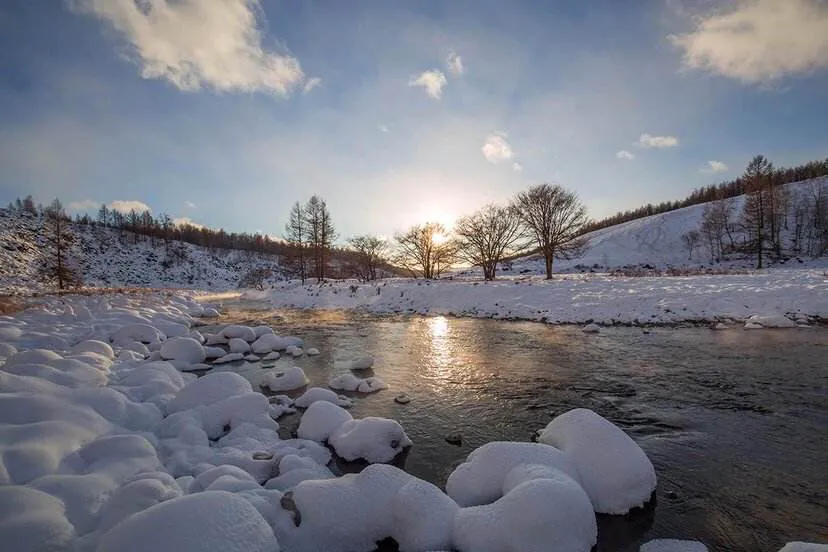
[638,133,679,148]
[481,133,514,163]
[73,0,305,95]
[303,77,321,94]
[408,69,447,99]
[616,150,635,160]
[67,199,100,212]
[109,200,151,213]
[512,162,523,172]
[378,124,390,133]
[184,200,196,209]
[670,0,828,84]
[703,160,729,173]
[173,216,204,229]
[446,51,464,76]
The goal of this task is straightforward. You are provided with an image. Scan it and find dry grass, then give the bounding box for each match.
[0,295,28,315]
[609,266,752,278]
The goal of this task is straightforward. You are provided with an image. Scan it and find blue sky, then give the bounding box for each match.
[1,0,827,239]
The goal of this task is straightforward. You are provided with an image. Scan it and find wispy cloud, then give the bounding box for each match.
[512,162,523,172]
[670,0,828,84]
[109,199,151,213]
[481,133,514,163]
[378,124,390,133]
[72,0,305,95]
[616,150,635,160]
[67,199,100,212]
[446,51,464,76]
[702,160,728,173]
[638,133,679,148]
[184,200,196,209]
[303,77,322,94]
[409,69,447,99]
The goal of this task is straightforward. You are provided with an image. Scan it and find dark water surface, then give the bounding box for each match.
[203,302,828,552]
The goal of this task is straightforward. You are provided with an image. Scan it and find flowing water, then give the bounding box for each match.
[202,301,828,552]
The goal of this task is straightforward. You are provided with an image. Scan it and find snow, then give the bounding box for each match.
[228,337,251,354]
[262,366,309,392]
[393,478,458,552]
[453,470,597,552]
[446,441,579,507]
[641,540,709,552]
[165,372,252,414]
[306,347,320,356]
[582,323,601,333]
[328,373,388,393]
[329,417,412,463]
[212,352,245,364]
[71,339,114,359]
[220,325,257,342]
[536,408,657,514]
[97,491,279,552]
[778,544,828,552]
[337,356,374,370]
[294,387,353,408]
[296,401,354,442]
[252,334,303,354]
[745,314,798,329]
[160,337,206,365]
[111,324,165,346]
[262,351,281,361]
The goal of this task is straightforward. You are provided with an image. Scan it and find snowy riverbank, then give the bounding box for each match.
[256,269,828,327]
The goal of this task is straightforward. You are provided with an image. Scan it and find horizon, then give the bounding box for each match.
[1,1,828,240]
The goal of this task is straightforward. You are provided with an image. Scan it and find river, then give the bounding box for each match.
[201,302,828,552]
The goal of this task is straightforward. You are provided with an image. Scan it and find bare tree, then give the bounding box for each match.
[455,203,527,280]
[284,201,307,283]
[304,196,337,282]
[239,267,273,290]
[681,230,701,261]
[514,183,588,279]
[347,235,389,281]
[39,199,81,289]
[740,155,774,268]
[394,222,456,279]
[699,197,735,262]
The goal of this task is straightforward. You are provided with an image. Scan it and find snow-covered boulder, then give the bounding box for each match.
[203,346,225,359]
[329,417,412,463]
[453,469,597,552]
[306,347,320,356]
[338,356,374,370]
[536,408,656,514]
[744,314,797,329]
[294,387,353,409]
[212,353,244,364]
[328,373,387,393]
[220,325,257,342]
[582,323,601,333]
[264,454,335,491]
[641,540,709,552]
[166,372,252,414]
[228,338,251,354]
[111,324,165,346]
[446,441,579,508]
[121,341,150,357]
[160,337,206,365]
[3,348,62,367]
[253,325,274,337]
[392,478,458,552]
[286,345,304,357]
[200,308,220,318]
[297,401,354,442]
[0,486,75,551]
[97,491,279,552]
[262,351,281,361]
[0,343,18,358]
[70,340,114,359]
[778,544,828,552]
[204,333,227,346]
[262,366,309,392]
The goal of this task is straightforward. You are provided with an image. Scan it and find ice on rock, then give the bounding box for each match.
[357,377,387,393]
[212,352,245,364]
[337,356,374,370]
[582,323,601,333]
[276,464,415,552]
[0,486,76,552]
[294,387,353,409]
[641,540,709,552]
[264,454,334,491]
[166,372,252,414]
[3,348,63,367]
[392,478,458,552]
[160,337,207,365]
[306,347,320,356]
[220,325,257,342]
[537,408,656,514]
[297,401,354,442]
[229,338,251,354]
[70,339,114,359]
[446,441,579,507]
[111,324,165,346]
[453,470,597,552]
[778,544,828,552]
[262,366,309,392]
[97,491,280,552]
[329,417,412,463]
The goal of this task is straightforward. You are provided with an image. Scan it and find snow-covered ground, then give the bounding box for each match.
[0,291,823,552]
[257,269,828,326]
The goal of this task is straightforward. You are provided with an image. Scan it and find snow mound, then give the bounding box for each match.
[228,338,251,354]
[745,314,797,329]
[264,454,334,491]
[3,348,62,367]
[294,387,353,409]
[212,352,244,364]
[446,441,579,507]
[262,366,309,392]
[262,351,281,361]
[70,339,114,359]
[111,324,165,346]
[286,345,304,357]
[778,544,828,552]
[220,325,257,342]
[537,408,656,514]
[641,540,709,552]
[328,373,387,393]
[297,401,354,442]
[306,347,320,356]
[453,470,596,552]
[392,477,458,552]
[252,334,303,354]
[329,417,412,463]
[166,372,252,414]
[160,337,206,365]
[97,491,279,552]
[0,486,75,552]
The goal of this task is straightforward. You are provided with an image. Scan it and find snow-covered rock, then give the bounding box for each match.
[294,387,353,409]
[582,323,601,333]
[745,314,797,329]
[262,351,281,361]
[536,408,656,514]
[262,366,309,392]
[251,334,303,354]
[228,338,251,354]
[160,337,206,365]
[111,324,165,346]
[338,356,374,370]
[212,352,245,364]
[297,401,353,442]
[3,348,62,367]
[70,339,114,359]
[641,540,709,552]
[166,372,252,414]
[220,325,257,342]
[328,373,387,393]
[329,417,412,463]
[778,544,828,552]
[306,347,320,356]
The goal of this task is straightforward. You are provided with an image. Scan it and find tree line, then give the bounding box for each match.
[585,157,828,234]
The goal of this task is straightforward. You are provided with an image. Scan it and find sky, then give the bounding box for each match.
[1,0,827,240]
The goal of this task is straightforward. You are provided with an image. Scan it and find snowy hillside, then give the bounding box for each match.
[507,176,828,275]
[0,209,283,294]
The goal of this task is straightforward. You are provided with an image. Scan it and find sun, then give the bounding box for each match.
[417,205,456,232]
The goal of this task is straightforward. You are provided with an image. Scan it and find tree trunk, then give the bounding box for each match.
[544,251,553,280]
